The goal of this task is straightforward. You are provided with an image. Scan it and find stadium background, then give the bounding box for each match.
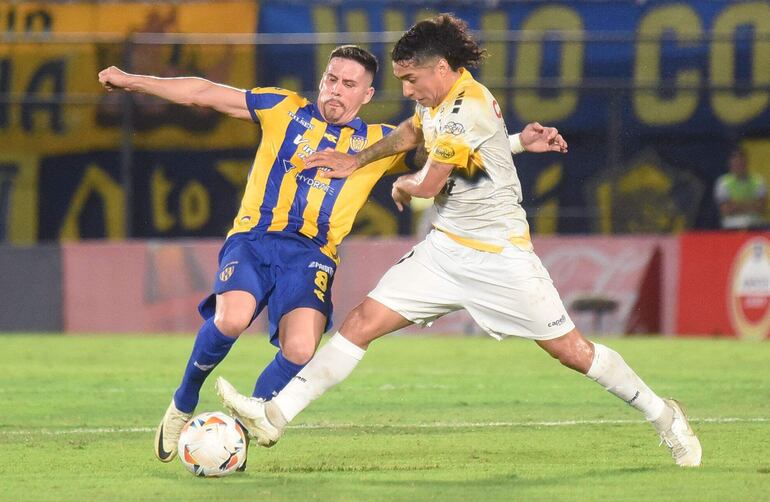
[1,0,769,340]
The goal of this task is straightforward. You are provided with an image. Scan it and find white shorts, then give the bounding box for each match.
[368,230,575,341]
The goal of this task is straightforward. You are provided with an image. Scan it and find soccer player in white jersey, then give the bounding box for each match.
[217,13,702,467]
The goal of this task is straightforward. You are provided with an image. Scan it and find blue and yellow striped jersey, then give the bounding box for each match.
[228,87,405,261]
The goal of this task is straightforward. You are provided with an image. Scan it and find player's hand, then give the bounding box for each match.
[305,149,359,178]
[520,122,568,153]
[98,66,132,92]
[391,179,412,212]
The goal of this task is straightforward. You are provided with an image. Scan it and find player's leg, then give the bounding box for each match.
[252,307,326,399]
[173,290,256,411]
[155,234,267,462]
[155,290,256,462]
[250,237,338,400]
[217,296,411,446]
[460,242,701,467]
[536,329,701,467]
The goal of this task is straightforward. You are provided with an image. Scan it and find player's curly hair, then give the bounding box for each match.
[391,13,487,70]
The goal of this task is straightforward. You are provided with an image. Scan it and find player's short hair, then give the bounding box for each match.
[329,45,378,79]
[391,13,488,70]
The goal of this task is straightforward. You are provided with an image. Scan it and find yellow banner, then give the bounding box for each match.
[0,1,258,155]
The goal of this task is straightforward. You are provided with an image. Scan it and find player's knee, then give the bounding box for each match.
[213,312,250,338]
[557,342,594,373]
[340,306,376,344]
[280,342,315,365]
[539,331,594,373]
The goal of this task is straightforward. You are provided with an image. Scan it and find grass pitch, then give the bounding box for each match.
[2,334,769,501]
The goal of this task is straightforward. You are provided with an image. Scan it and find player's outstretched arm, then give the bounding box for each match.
[305,117,423,178]
[97,66,251,121]
[510,122,568,154]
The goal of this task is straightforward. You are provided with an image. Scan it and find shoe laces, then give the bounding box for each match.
[659,434,687,460]
[657,416,688,460]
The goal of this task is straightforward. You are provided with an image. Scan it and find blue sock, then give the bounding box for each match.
[252,351,306,399]
[173,318,236,413]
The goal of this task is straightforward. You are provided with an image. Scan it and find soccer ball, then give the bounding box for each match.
[177,411,248,477]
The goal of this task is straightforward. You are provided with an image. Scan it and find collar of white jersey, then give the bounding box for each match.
[428,67,473,117]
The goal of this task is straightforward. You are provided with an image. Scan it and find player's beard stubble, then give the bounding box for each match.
[321,99,346,124]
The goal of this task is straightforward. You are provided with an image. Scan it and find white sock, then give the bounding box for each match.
[272,332,365,422]
[586,343,666,421]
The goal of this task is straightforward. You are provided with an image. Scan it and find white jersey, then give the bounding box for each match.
[413,69,532,252]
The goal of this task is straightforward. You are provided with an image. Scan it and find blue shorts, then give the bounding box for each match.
[198,231,336,347]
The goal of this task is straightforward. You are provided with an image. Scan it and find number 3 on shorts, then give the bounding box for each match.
[313,271,328,302]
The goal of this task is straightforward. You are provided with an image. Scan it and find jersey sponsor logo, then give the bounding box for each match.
[283,159,335,194]
[547,314,566,328]
[296,172,335,195]
[442,121,465,135]
[433,145,455,160]
[288,110,313,130]
[283,159,298,173]
[728,236,770,340]
[349,135,367,152]
[308,260,335,277]
[219,261,238,282]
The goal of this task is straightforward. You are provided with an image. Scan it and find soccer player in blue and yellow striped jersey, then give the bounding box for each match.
[100,45,406,464]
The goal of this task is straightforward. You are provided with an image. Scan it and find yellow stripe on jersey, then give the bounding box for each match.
[299,126,354,239]
[228,102,294,236]
[267,114,330,233]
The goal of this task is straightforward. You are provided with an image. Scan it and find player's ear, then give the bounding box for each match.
[437,58,449,76]
[362,86,374,105]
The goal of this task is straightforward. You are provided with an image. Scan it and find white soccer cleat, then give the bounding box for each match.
[154,399,193,462]
[215,376,285,448]
[653,398,702,467]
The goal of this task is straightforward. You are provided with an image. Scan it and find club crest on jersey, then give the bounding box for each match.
[219,261,238,282]
[349,135,367,152]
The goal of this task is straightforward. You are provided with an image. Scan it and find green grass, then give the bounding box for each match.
[2,334,769,501]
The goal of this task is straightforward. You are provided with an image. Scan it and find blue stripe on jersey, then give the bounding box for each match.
[380,124,396,136]
[255,103,314,230]
[283,124,339,236]
[313,125,369,244]
[245,91,289,122]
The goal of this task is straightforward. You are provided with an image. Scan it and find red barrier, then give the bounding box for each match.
[62,235,677,336]
[534,236,678,335]
[677,232,770,339]
[62,241,223,333]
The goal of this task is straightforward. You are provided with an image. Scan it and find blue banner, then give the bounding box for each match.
[255,0,770,233]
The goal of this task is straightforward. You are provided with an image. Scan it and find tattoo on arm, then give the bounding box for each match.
[355,119,421,167]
